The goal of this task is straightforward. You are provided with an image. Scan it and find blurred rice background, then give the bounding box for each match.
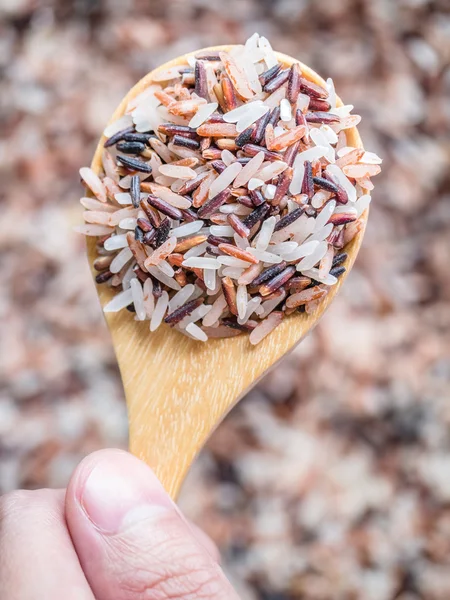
[1,0,450,598]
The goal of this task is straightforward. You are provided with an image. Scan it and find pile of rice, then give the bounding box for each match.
[76,33,381,345]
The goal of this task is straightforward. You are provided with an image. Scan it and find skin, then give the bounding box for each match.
[0,449,239,600]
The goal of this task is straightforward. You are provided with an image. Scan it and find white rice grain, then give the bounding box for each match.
[182,257,221,269]
[150,291,169,331]
[158,165,197,180]
[296,241,328,271]
[103,114,133,137]
[247,248,282,264]
[217,256,253,268]
[223,101,264,123]
[73,224,114,236]
[303,268,338,286]
[249,311,283,345]
[146,266,181,291]
[248,178,264,190]
[168,284,195,312]
[256,216,276,251]
[282,240,319,261]
[280,98,292,122]
[185,322,208,342]
[236,103,269,133]
[79,167,107,203]
[143,278,155,318]
[355,194,371,217]
[188,102,218,128]
[203,268,217,290]
[306,222,334,243]
[289,163,305,195]
[103,288,133,313]
[202,294,227,326]
[110,247,133,273]
[233,151,265,187]
[130,278,146,321]
[236,285,248,320]
[208,162,242,199]
[210,225,235,237]
[171,220,204,237]
[314,200,336,232]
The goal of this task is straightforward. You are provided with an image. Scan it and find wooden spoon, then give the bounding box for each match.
[86,46,367,499]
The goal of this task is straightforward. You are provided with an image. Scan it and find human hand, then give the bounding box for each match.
[0,449,239,599]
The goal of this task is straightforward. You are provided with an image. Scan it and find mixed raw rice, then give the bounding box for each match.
[76,33,381,345]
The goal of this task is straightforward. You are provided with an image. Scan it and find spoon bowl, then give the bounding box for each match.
[86,46,367,498]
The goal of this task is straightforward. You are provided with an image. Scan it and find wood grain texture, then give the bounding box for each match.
[86,46,368,498]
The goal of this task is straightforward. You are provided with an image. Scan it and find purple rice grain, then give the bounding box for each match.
[164,297,204,325]
[207,234,232,246]
[267,106,281,129]
[116,141,146,154]
[305,111,340,124]
[259,63,281,87]
[332,252,348,267]
[147,194,183,220]
[177,171,209,195]
[236,157,251,165]
[263,68,290,93]
[308,98,332,111]
[243,203,270,229]
[140,200,161,228]
[211,160,227,173]
[180,207,197,222]
[302,160,314,199]
[259,266,296,296]
[134,266,150,283]
[250,261,288,287]
[159,124,198,138]
[151,278,162,298]
[324,172,348,204]
[221,317,252,332]
[123,132,153,144]
[313,176,339,194]
[287,64,302,104]
[143,229,157,245]
[330,266,346,278]
[236,195,254,208]
[136,217,153,233]
[117,155,152,173]
[172,135,201,150]
[252,109,272,144]
[104,126,134,148]
[130,174,140,208]
[194,60,208,99]
[242,143,282,162]
[194,51,221,61]
[95,270,113,284]
[134,225,144,243]
[249,189,265,207]
[299,77,329,99]
[205,245,220,256]
[235,125,256,148]
[273,207,304,231]
[153,217,171,248]
[273,167,293,205]
[198,188,232,218]
[284,139,302,168]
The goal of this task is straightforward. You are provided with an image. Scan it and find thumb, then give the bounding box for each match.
[65,450,238,600]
